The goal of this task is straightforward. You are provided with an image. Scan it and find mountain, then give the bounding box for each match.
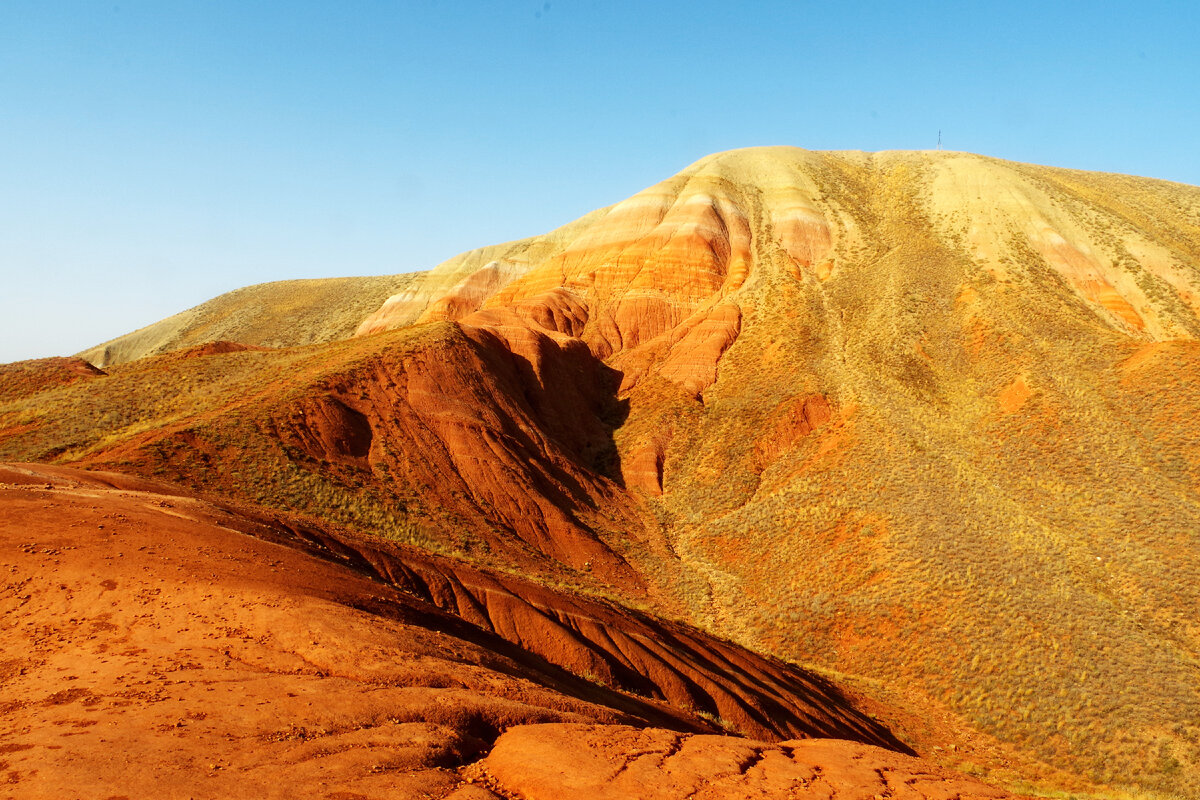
[78,273,419,368]
[4,146,1200,797]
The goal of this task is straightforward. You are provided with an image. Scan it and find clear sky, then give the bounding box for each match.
[2,0,1198,363]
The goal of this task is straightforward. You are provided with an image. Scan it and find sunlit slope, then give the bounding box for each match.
[78,273,420,367]
[359,147,1200,350]
[2,464,928,797]
[610,151,1200,795]
[6,146,1200,795]
[356,147,1200,794]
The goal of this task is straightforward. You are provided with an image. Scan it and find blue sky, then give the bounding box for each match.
[2,1,1198,363]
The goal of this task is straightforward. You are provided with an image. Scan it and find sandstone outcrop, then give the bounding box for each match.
[466,724,1025,800]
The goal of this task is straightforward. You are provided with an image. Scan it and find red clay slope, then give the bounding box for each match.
[2,464,650,797]
[0,463,1032,799]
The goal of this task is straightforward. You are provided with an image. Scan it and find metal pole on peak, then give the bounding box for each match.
[937,130,942,151]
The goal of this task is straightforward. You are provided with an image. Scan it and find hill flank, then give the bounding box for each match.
[9,147,1200,796]
[78,273,420,368]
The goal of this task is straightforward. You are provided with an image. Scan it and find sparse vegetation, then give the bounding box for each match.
[77,273,422,367]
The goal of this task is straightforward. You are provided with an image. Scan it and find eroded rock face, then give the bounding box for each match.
[754,394,832,467]
[283,394,373,464]
[322,534,904,747]
[356,152,825,399]
[355,148,1200,413]
[466,724,1025,800]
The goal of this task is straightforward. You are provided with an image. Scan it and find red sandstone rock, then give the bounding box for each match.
[471,723,1027,800]
[755,394,832,467]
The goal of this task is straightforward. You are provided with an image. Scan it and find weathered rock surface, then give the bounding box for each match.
[466,723,1025,800]
[12,323,648,589]
[354,147,1200,414]
[1,464,632,797]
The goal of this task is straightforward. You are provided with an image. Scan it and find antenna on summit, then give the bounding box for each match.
[937,130,942,151]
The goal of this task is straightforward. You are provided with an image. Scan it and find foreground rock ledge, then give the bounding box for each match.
[459,723,1024,800]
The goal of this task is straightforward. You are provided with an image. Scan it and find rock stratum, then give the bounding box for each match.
[5,147,1200,797]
